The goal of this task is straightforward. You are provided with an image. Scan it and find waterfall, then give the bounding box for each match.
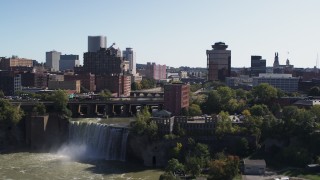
[68,121,129,161]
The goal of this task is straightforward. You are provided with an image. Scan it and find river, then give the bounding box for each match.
[0,118,163,180]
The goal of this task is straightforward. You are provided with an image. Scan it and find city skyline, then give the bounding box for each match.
[1,0,320,68]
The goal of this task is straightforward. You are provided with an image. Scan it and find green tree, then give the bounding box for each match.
[252,83,277,105]
[0,99,24,127]
[188,104,202,116]
[165,158,185,173]
[201,90,221,114]
[185,156,202,177]
[99,89,112,99]
[32,103,46,115]
[249,104,270,117]
[48,90,71,118]
[309,86,320,96]
[0,90,4,98]
[131,82,142,90]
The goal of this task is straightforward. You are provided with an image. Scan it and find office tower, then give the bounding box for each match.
[251,55,266,77]
[206,42,231,81]
[46,50,61,72]
[59,54,80,71]
[83,47,123,75]
[122,48,136,75]
[88,36,107,52]
[253,73,299,93]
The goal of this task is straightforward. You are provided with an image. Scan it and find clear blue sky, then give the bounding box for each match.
[1,0,320,68]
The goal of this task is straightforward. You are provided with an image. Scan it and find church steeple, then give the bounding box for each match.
[273,52,280,67]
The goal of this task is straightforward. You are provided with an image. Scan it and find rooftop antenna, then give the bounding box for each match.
[317,53,319,69]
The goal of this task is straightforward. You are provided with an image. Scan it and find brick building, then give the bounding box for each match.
[64,73,96,92]
[0,57,33,71]
[48,80,81,93]
[21,72,48,88]
[164,83,190,115]
[83,47,123,75]
[145,62,166,80]
[95,75,131,97]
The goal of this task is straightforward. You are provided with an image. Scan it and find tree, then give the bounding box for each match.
[249,104,270,117]
[208,156,239,180]
[165,158,185,173]
[201,90,221,114]
[0,99,24,127]
[252,83,277,105]
[309,86,320,96]
[32,103,46,115]
[188,104,202,116]
[131,82,142,90]
[99,89,112,99]
[185,156,202,177]
[0,90,4,98]
[48,90,71,118]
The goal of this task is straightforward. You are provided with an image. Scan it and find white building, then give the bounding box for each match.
[46,50,61,72]
[253,73,300,93]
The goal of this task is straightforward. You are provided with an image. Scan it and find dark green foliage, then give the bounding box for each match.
[131,106,158,140]
[32,103,46,115]
[252,83,277,105]
[0,90,4,98]
[159,172,180,180]
[0,99,24,127]
[48,90,72,118]
[188,104,202,116]
[308,86,320,96]
[165,158,185,173]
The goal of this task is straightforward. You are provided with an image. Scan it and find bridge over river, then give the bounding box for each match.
[11,97,165,117]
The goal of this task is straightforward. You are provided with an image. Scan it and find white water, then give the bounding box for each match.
[58,121,129,161]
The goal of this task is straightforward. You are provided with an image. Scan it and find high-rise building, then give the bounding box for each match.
[83,47,123,75]
[122,48,136,75]
[251,55,266,77]
[88,36,107,52]
[206,42,231,81]
[59,54,80,71]
[145,62,166,80]
[46,51,61,72]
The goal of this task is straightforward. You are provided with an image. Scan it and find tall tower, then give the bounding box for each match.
[206,42,231,81]
[122,48,136,75]
[88,36,107,52]
[46,50,61,72]
[273,52,280,68]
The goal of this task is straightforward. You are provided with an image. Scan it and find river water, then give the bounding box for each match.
[0,118,163,180]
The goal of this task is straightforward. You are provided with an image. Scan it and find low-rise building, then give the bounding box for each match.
[253,73,300,93]
[48,80,81,93]
[243,159,266,175]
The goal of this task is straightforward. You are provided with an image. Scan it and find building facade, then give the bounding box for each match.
[253,73,300,93]
[164,83,190,115]
[46,51,61,72]
[48,80,81,93]
[59,54,80,71]
[64,73,96,92]
[88,36,107,52]
[145,62,166,80]
[95,75,131,97]
[122,48,136,75]
[206,42,231,81]
[0,57,33,71]
[251,55,266,77]
[83,47,123,75]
